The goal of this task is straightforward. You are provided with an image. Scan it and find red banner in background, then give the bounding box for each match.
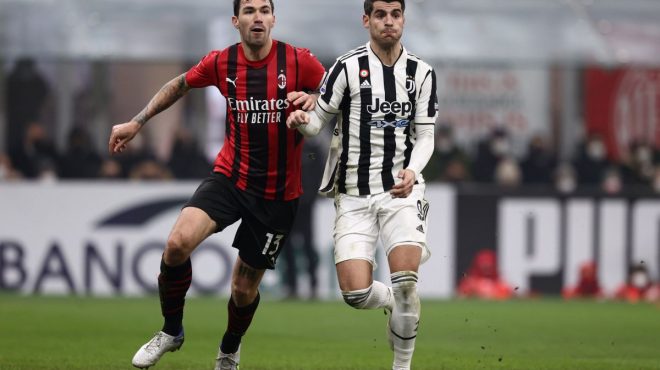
[584,68,660,160]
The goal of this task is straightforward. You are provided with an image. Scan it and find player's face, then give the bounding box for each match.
[363,1,405,49]
[232,0,275,49]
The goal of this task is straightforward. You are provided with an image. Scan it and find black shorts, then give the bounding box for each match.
[185,173,298,270]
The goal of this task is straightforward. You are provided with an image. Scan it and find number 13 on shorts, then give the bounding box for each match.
[262,232,284,257]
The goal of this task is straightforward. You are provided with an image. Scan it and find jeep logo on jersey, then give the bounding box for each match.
[367,119,410,129]
[366,98,413,116]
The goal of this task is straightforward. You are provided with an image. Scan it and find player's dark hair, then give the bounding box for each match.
[233,0,275,17]
[364,0,405,15]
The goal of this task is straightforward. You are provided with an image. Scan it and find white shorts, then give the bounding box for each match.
[333,184,431,267]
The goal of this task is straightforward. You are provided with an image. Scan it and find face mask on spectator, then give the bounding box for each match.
[635,146,652,164]
[631,271,649,288]
[491,138,510,156]
[587,140,606,160]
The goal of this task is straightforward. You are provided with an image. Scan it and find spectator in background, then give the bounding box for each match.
[112,134,159,178]
[167,128,211,179]
[5,58,51,159]
[601,166,623,194]
[621,141,655,188]
[423,124,471,183]
[562,261,602,299]
[572,133,610,186]
[521,135,556,185]
[0,152,22,180]
[58,127,102,179]
[11,122,59,179]
[473,127,511,183]
[129,159,173,181]
[554,162,577,194]
[458,249,513,300]
[615,263,660,303]
[98,158,123,179]
[494,157,522,188]
[653,167,660,193]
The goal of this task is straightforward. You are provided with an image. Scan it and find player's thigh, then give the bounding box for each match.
[388,245,422,273]
[379,184,431,266]
[336,259,374,291]
[333,193,379,266]
[168,207,217,252]
[168,174,242,255]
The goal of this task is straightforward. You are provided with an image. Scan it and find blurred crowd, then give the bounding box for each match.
[1,59,211,182]
[424,124,660,194]
[3,58,660,193]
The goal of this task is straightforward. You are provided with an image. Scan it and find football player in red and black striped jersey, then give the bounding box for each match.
[109,1,325,368]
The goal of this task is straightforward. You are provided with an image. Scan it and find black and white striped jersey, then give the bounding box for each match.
[315,42,438,196]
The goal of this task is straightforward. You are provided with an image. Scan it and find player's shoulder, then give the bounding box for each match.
[276,40,312,55]
[336,44,369,64]
[197,45,235,63]
[405,49,434,72]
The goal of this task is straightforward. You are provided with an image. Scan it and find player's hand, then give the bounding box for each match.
[286,110,310,129]
[287,91,318,112]
[108,121,141,155]
[390,169,416,198]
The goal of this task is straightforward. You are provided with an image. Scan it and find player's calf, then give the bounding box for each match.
[389,271,420,370]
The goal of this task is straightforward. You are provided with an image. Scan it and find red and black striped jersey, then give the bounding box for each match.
[186,40,325,200]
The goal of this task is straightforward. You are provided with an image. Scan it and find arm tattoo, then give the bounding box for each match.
[133,74,189,126]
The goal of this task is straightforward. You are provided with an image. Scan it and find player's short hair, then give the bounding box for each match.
[364,0,405,15]
[233,0,275,17]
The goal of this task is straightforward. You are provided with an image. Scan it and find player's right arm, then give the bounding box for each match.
[286,59,348,137]
[108,73,191,155]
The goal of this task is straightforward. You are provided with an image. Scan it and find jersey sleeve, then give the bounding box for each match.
[415,68,438,124]
[185,50,220,88]
[316,59,348,115]
[297,48,326,91]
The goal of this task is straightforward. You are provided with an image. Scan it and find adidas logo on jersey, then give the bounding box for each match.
[360,79,372,89]
[416,224,425,233]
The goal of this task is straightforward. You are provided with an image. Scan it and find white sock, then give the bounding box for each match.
[390,271,420,370]
[341,280,393,310]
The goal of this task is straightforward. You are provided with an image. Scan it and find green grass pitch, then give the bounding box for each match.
[1,295,659,369]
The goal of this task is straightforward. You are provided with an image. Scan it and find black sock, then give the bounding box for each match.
[159,257,192,336]
[220,292,261,354]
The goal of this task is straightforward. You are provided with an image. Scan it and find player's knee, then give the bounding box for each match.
[164,231,193,265]
[341,285,372,309]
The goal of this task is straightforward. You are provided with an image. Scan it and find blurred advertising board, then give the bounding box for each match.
[455,186,660,296]
[1,183,657,298]
[0,183,455,298]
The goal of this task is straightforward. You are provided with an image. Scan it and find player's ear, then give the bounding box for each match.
[272,14,276,28]
[232,16,239,29]
[362,14,369,29]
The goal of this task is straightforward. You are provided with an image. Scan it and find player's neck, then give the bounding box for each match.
[370,41,402,67]
[242,39,273,61]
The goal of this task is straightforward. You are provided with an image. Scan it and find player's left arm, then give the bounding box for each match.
[391,69,438,198]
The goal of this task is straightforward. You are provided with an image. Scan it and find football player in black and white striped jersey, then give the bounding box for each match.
[287,1,437,369]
